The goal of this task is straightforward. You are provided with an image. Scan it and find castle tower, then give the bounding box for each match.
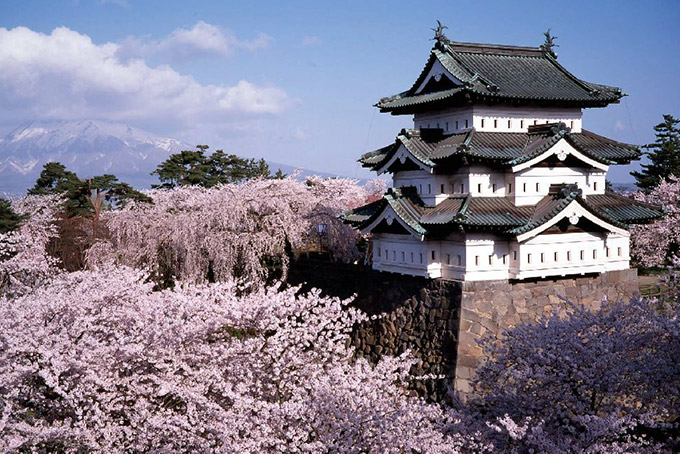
[344,27,663,282]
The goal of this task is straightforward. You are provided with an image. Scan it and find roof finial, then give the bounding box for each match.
[540,28,559,58]
[431,20,449,43]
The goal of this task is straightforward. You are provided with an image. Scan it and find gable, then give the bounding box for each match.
[414,59,463,95]
[512,137,609,173]
[376,143,434,175]
[516,199,629,242]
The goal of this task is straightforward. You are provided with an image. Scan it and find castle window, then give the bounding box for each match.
[540,253,545,263]
[436,123,440,129]
[503,254,508,264]
[606,247,610,258]
[401,251,405,262]
[460,183,464,193]
[428,184,431,194]
[420,253,423,264]
[419,184,422,193]
[618,247,622,257]
[580,250,585,260]
[527,253,532,264]
[494,119,498,128]
[533,120,537,125]
[535,182,540,192]
[554,252,558,262]
[432,250,436,260]
[455,120,459,129]
[465,119,469,128]
[441,184,445,193]
[392,250,396,260]
[523,183,527,193]
[378,248,381,257]
[477,183,482,193]
[570,121,574,129]
[508,183,512,193]
[481,119,485,128]
[446,121,449,131]
[411,252,414,262]
[457,255,462,266]
[594,182,598,191]
[492,183,497,192]
[513,250,517,261]
[567,251,572,261]
[488,255,493,265]
[521,120,524,128]
[446,254,450,265]
[475,256,480,266]
[593,250,597,259]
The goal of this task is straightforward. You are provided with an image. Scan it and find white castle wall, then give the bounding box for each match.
[413,105,582,133]
[371,231,630,282]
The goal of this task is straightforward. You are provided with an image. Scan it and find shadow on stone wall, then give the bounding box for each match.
[288,258,461,400]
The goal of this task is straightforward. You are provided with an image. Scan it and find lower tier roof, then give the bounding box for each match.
[342,185,664,239]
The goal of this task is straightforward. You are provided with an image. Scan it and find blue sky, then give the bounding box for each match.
[1,0,679,183]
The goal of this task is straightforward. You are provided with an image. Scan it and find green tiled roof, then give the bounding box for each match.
[377,41,623,113]
[341,184,664,238]
[360,123,640,172]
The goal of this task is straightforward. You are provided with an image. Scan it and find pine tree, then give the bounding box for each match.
[152,145,270,188]
[632,114,680,192]
[0,198,25,234]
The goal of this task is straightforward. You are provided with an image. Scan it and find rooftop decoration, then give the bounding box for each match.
[540,28,559,58]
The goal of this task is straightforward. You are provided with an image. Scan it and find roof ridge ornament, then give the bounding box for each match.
[540,28,559,59]
[431,20,450,44]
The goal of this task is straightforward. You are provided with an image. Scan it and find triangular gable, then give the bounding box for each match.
[512,137,609,173]
[414,59,463,94]
[375,142,434,175]
[361,204,426,240]
[515,198,629,242]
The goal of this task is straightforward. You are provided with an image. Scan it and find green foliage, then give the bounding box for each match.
[632,114,680,192]
[151,145,271,188]
[0,198,25,234]
[29,162,151,217]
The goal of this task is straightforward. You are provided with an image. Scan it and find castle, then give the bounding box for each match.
[344,27,663,282]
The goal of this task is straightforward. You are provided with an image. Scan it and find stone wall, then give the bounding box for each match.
[288,259,639,400]
[454,268,639,396]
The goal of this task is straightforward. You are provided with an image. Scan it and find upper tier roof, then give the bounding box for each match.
[376,39,624,113]
[342,185,664,238]
[360,123,640,172]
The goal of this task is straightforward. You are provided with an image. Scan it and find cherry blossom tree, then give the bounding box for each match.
[88,176,384,287]
[630,176,680,267]
[0,194,61,296]
[0,266,478,453]
[465,297,680,453]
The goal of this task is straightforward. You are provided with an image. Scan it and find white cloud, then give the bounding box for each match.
[0,26,291,132]
[301,36,321,47]
[117,21,273,61]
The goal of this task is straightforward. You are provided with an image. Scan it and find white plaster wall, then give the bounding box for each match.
[393,170,451,205]
[372,233,430,277]
[513,166,606,206]
[413,106,582,133]
[510,231,622,280]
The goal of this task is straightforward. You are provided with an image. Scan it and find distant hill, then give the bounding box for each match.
[0,120,191,195]
[0,120,361,197]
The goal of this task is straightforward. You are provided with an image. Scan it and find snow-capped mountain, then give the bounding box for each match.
[0,120,191,195]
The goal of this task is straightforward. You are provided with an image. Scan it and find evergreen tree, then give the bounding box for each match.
[152,145,270,188]
[30,162,150,217]
[632,114,680,192]
[0,198,25,234]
